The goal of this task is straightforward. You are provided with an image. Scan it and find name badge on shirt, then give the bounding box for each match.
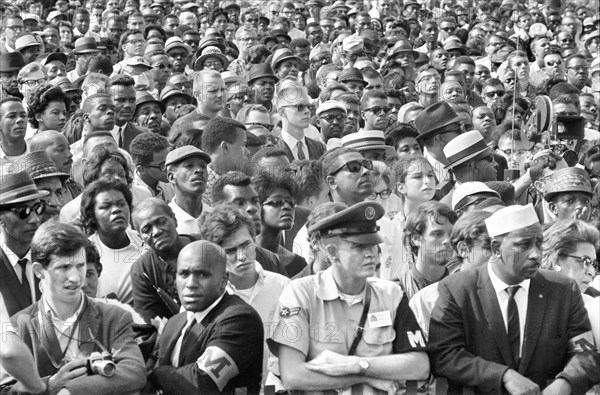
[368,311,392,328]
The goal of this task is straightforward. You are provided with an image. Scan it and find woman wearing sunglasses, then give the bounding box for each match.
[252,170,307,276]
[541,220,600,336]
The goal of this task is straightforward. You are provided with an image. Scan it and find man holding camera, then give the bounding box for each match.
[1,222,146,395]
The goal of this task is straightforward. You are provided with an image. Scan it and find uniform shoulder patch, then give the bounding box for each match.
[279,305,301,317]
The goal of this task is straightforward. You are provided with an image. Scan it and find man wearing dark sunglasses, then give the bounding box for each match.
[316,100,347,143]
[0,172,49,317]
[276,85,326,162]
[361,90,391,132]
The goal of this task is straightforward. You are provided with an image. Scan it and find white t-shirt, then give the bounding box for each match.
[89,228,147,304]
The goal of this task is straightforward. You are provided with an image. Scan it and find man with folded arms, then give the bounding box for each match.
[429,204,600,394]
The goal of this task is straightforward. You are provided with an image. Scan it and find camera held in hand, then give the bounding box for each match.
[86,351,116,377]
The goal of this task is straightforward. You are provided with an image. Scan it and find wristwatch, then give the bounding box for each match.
[358,358,369,375]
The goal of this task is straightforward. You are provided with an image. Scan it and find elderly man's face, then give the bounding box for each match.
[194,73,225,113]
[134,203,180,254]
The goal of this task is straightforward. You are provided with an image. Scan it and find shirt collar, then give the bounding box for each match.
[316,267,367,303]
[1,244,30,270]
[169,198,196,221]
[43,292,86,326]
[281,130,307,149]
[186,291,226,324]
[487,261,531,295]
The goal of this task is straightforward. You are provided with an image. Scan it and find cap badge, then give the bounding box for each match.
[365,206,376,220]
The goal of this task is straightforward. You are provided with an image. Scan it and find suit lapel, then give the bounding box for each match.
[160,313,187,364]
[277,139,294,162]
[477,268,514,367]
[78,298,102,355]
[519,273,546,372]
[34,303,69,366]
[0,251,31,310]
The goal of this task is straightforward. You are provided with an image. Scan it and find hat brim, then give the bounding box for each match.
[392,49,420,59]
[416,115,464,142]
[32,171,70,181]
[166,151,212,167]
[195,53,229,70]
[445,143,493,169]
[544,189,594,202]
[162,91,193,104]
[0,190,50,206]
[136,99,166,114]
[272,55,298,69]
[73,49,101,54]
[248,74,279,85]
[340,232,384,245]
[356,145,396,159]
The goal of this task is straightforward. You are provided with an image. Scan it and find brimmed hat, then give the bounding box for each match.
[181,2,199,10]
[125,56,153,69]
[452,181,500,210]
[38,52,68,66]
[194,46,229,71]
[397,102,424,123]
[46,10,68,22]
[73,37,101,54]
[247,64,279,85]
[308,201,384,244]
[271,29,291,42]
[0,171,49,206]
[485,204,539,237]
[390,39,419,58]
[404,0,421,7]
[591,57,600,75]
[443,39,466,54]
[9,151,69,181]
[199,36,226,53]
[145,43,165,56]
[338,67,365,84]
[165,145,211,167]
[160,84,193,103]
[342,36,364,54]
[221,0,240,10]
[135,91,165,113]
[15,34,42,52]
[271,48,299,70]
[543,167,593,202]
[21,13,40,23]
[341,130,396,158]
[414,102,463,142]
[0,52,25,72]
[316,100,346,117]
[165,37,190,55]
[443,130,492,169]
[50,76,80,93]
[221,71,245,86]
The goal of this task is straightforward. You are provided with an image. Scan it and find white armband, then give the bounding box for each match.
[196,346,240,391]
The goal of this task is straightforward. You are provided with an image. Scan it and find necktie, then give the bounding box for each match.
[296,140,306,160]
[17,258,32,304]
[506,285,520,369]
[178,318,199,366]
[118,127,123,148]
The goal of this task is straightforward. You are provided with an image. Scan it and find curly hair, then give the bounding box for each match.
[63,110,84,145]
[542,219,600,270]
[27,85,69,129]
[251,170,298,205]
[208,7,229,26]
[82,145,133,186]
[290,160,324,203]
[129,132,170,166]
[80,178,133,235]
[211,171,252,205]
[199,204,255,246]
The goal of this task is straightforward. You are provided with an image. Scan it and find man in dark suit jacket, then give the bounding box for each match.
[0,172,48,317]
[429,205,600,394]
[149,240,263,394]
[276,84,326,162]
[2,222,146,394]
[108,74,149,153]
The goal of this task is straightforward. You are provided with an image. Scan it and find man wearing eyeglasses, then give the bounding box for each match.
[1,15,24,53]
[316,100,347,143]
[0,172,48,317]
[276,85,326,162]
[566,54,591,93]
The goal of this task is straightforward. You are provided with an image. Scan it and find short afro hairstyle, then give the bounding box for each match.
[201,116,247,154]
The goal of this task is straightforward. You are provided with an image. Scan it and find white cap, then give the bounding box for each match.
[452,181,500,210]
[485,204,539,237]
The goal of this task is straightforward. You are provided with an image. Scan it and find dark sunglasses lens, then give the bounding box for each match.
[346,161,363,172]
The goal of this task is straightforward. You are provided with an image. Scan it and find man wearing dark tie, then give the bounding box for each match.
[276,84,326,162]
[429,204,600,394]
[108,74,148,153]
[149,240,264,394]
[0,172,48,317]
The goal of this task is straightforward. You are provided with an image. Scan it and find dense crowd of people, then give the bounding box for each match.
[0,0,599,393]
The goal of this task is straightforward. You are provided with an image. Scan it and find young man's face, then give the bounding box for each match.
[37,248,86,307]
[417,215,455,266]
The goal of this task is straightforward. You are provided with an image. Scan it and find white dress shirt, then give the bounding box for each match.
[488,263,531,357]
[280,130,308,160]
[170,292,226,367]
[169,198,212,234]
[1,244,35,302]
